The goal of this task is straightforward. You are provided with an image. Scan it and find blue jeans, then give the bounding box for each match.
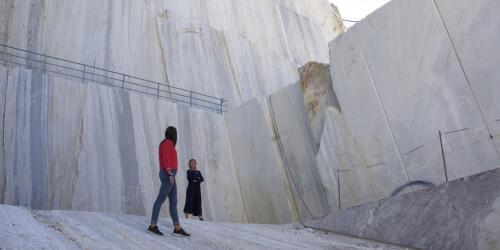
[151,170,179,226]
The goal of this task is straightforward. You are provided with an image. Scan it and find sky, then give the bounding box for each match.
[329,0,391,27]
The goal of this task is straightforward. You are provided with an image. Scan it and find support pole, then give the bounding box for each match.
[439,131,449,182]
[82,65,86,83]
[121,75,125,91]
[220,99,224,114]
[337,169,341,211]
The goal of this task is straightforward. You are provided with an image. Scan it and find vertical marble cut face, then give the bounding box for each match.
[0,66,8,202]
[155,10,298,107]
[355,0,500,181]
[0,0,168,84]
[0,0,346,224]
[326,0,500,207]
[270,0,346,42]
[434,0,500,154]
[2,67,87,209]
[269,83,331,219]
[0,66,248,222]
[315,108,352,212]
[0,0,343,108]
[178,107,248,223]
[225,98,298,224]
[329,29,410,207]
[276,5,330,64]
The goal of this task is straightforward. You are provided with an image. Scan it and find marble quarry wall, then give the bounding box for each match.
[0,0,344,107]
[0,62,339,224]
[305,168,500,250]
[322,0,500,209]
[0,66,247,223]
[2,0,500,233]
[0,63,335,224]
[0,0,344,224]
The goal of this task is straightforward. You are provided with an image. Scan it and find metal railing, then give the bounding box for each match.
[0,43,228,114]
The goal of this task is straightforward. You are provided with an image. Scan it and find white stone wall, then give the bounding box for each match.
[324,0,500,208]
[268,83,331,219]
[0,66,247,222]
[0,0,344,223]
[225,98,298,224]
[7,0,500,226]
[0,0,343,107]
[225,83,333,222]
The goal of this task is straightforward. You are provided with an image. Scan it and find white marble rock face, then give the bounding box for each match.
[0,0,343,108]
[434,0,500,155]
[268,83,331,219]
[329,28,410,206]
[0,0,343,223]
[0,66,7,203]
[324,0,500,208]
[225,98,298,224]
[315,108,350,211]
[2,0,500,226]
[0,66,247,222]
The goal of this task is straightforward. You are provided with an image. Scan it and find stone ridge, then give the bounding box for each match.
[305,167,500,249]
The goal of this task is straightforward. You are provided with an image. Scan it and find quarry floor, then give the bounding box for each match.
[0,205,404,250]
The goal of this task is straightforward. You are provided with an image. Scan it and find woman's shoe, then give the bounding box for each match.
[148,225,164,236]
[173,228,191,237]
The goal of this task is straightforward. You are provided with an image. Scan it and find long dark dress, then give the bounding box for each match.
[183,170,204,216]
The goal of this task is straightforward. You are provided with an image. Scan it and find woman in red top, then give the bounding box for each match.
[148,126,190,236]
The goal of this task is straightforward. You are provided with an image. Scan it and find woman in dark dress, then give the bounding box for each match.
[183,159,204,221]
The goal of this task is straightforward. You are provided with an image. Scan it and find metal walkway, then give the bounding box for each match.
[0,43,227,114]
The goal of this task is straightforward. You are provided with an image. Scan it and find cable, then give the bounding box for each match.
[342,18,359,22]
[268,95,315,220]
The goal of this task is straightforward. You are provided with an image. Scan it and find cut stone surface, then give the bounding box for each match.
[325,0,500,208]
[305,168,500,250]
[269,83,331,220]
[0,0,344,107]
[0,65,246,223]
[225,98,298,224]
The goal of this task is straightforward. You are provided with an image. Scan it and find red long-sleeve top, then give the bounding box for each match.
[159,140,178,172]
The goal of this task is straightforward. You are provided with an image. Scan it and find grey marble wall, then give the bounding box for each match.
[0,66,247,223]
[225,98,298,224]
[0,0,344,108]
[305,168,500,250]
[324,0,500,209]
[268,83,331,220]
[224,83,333,223]
[0,66,7,203]
[0,0,346,224]
[0,64,332,224]
[3,0,499,229]
[434,0,500,156]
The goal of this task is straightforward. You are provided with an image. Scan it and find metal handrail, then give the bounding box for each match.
[0,43,228,113]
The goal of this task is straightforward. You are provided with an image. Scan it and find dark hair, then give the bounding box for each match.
[164,126,177,146]
[188,159,197,170]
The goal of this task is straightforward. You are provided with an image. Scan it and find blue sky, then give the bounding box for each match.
[329,0,391,27]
